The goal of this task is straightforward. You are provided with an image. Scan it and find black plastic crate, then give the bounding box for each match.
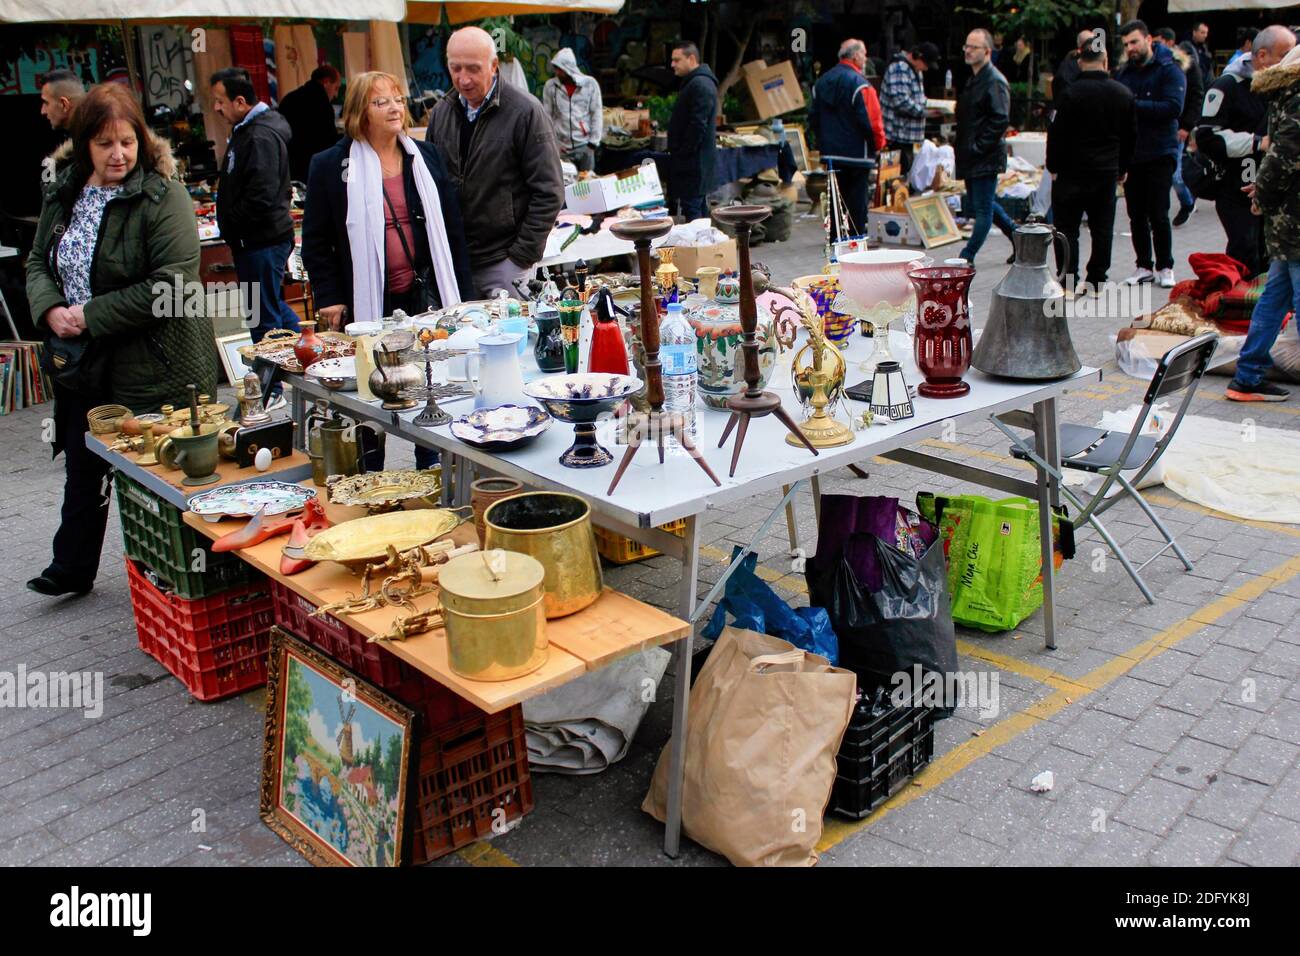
[829,691,936,819]
[115,473,252,599]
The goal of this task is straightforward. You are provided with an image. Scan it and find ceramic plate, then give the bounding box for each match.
[187,481,317,518]
[304,356,356,381]
[522,373,642,402]
[450,404,551,451]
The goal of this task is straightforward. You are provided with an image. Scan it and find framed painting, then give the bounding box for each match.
[215,331,253,387]
[905,194,962,249]
[261,628,415,867]
[784,124,810,173]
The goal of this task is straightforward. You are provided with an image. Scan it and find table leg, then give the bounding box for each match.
[290,385,307,451]
[664,514,700,858]
[783,485,799,553]
[1033,398,1060,651]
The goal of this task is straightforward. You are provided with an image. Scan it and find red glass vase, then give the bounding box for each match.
[908,265,975,398]
[294,319,325,369]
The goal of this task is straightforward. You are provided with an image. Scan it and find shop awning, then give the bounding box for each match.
[405,0,625,25]
[1167,0,1299,12]
[0,1,406,21]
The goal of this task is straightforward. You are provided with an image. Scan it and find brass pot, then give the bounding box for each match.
[438,550,548,681]
[484,492,603,618]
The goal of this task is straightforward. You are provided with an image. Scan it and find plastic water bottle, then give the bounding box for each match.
[659,301,698,455]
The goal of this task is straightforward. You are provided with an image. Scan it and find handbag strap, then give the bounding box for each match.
[382,181,421,280]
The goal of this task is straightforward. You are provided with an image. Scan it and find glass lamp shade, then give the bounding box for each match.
[869,360,914,421]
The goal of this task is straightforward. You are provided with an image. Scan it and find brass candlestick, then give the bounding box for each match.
[605,218,721,495]
[712,205,818,475]
[774,291,853,448]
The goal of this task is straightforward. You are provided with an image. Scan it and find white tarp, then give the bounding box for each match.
[1168,0,1297,12]
[0,1,405,21]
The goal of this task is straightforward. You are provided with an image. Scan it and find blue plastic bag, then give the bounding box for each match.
[702,547,839,664]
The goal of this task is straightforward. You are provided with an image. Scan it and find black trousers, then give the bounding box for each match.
[1053,172,1119,287]
[1216,189,1264,278]
[1124,157,1176,271]
[833,166,871,237]
[49,386,113,586]
[887,141,915,179]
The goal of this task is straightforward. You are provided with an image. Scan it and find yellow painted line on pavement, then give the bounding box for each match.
[816,551,1300,854]
[455,841,520,867]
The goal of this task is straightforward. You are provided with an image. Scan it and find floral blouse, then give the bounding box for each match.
[56,183,122,307]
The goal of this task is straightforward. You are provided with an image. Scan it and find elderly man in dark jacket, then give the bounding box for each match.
[1227,39,1300,402]
[1115,21,1186,287]
[956,28,1016,263]
[1047,31,1137,291]
[809,37,885,234]
[427,26,564,297]
[666,41,719,221]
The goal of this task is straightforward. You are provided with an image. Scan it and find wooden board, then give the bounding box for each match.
[182,487,690,713]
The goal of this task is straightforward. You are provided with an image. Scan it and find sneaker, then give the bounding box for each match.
[1226,380,1290,402]
[1126,268,1155,284]
[264,393,288,414]
[1173,202,1195,227]
[1157,268,1176,288]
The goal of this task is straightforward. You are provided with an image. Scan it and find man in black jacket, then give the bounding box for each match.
[1155,30,1204,225]
[278,64,341,183]
[956,28,1016,263]
[1190,22,1215,81]
[211,68,297,408]
[1047,31,1137,292]
[1051,30,1097,111]
[666,41,719,220]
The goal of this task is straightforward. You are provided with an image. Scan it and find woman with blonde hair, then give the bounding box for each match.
[301,71,473,468]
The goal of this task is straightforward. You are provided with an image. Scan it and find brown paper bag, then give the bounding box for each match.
[643,627,856,866]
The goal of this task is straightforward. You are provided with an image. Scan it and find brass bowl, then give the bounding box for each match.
[302,509,461,569]
[326,469,443,513]
[484,492,602,618]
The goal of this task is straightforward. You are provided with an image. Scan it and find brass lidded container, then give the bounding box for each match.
[484,492,603,618]
[438,550,548,682]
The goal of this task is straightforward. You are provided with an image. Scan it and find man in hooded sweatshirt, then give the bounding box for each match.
[543,48,603,173]
[211,67,298,408]
[1115,21,1186,288]
[666,41,719,220]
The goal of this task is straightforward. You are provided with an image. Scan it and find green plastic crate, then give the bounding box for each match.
[114,473,252,600]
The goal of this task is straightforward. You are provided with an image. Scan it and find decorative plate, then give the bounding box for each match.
[238,330,355,373]
[450,404,551,452]
[304,356,357,390]
[187,481,317,518]
[327,470,443,511]
[302,509,461,566]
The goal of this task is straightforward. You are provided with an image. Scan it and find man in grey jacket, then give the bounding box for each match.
[427,26,564,298]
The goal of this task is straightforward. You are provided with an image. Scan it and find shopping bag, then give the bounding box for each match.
[701,547,839,664]
[642,627,856,866]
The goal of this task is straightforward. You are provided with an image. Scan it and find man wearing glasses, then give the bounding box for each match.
[955,29,1016,264]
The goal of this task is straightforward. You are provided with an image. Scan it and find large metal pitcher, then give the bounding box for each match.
[971,223,1082,380]
[319,413,383,480]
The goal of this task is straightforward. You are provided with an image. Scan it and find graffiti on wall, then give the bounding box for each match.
[139,26,189,112]
[0,27,127,96]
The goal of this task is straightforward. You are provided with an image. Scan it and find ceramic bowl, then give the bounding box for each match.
[305,356,357,391]
[522,373,643,424]
[450,403,552,452]
[837,249,929,311]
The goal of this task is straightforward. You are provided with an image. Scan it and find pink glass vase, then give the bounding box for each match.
[907,264,976,398]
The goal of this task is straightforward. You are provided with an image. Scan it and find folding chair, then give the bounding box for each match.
[990,332,1219,604]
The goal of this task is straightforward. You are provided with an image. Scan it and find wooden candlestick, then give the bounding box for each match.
[605,218,720,495]
[711,205,818,476]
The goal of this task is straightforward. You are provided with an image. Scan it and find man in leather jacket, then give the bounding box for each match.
[955,28,1016,263]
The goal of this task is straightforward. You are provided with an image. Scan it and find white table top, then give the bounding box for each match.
[539,228,635,269]
[297,329,1100,529]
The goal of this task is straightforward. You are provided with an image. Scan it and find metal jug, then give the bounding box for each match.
[971,223,1082,380]
[319,410,383,480]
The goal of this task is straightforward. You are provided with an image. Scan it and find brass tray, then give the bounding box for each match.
[302,509,461,568]
[327,469,443,513]
[237,329,355,374]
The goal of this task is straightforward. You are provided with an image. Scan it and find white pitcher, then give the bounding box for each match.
[474,332,527,409]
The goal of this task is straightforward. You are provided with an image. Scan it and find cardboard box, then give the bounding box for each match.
[867,207,925,248]
[663,239,738,277]
[564,163,664,214]
[740,59,806,120]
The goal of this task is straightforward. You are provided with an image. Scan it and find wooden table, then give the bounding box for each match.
[182,484,690,714]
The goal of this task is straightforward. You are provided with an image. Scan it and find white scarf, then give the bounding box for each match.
[345,135,462,322]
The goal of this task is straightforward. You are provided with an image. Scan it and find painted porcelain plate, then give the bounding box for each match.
[187,481,317,518]
[450,404,551,451]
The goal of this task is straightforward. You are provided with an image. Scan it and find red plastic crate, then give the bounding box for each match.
[269,580,481,732]
[410,705,533,865]
[126,559,273,702]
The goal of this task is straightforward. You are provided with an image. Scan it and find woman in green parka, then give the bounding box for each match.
[26,83,217,597]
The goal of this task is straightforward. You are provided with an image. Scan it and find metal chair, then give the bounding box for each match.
[990,332,1220,604]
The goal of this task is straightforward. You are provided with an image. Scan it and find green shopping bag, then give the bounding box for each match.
[919,493,1061,633]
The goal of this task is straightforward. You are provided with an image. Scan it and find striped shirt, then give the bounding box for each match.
[881,54,927,144]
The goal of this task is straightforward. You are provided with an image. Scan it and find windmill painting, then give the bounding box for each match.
[261,629,414,867]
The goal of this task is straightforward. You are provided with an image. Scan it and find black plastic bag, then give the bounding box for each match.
[807,533,958,696]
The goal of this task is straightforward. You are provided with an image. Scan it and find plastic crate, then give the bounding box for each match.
[270,580,481,732]
[410,705,533,865]
[828,692,936,820]
[126,559,273,702]
[115,473,253,599]
[594,518,688,565]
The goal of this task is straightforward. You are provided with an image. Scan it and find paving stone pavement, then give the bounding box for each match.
[2,200,1298,868]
